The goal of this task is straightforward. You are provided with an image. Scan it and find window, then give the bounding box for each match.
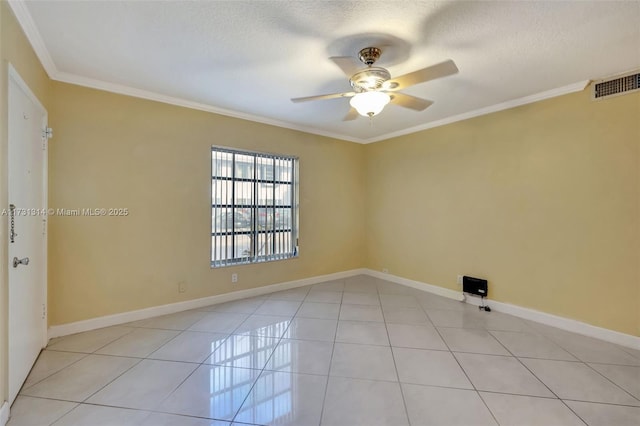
[211,147,298,267]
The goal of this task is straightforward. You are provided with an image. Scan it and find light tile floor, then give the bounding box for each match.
[8,275,640,426]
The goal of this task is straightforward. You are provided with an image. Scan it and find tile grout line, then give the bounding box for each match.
[377,279,414,425]
[487,328,591,425]
[531,328,640,368]
[142,325,194,363]
[581,362,640,403]
[18,350,90,393]
[140,298,267,423]
[55,357,145,419]
[210,296,271,423]
[97,312,227,416]
[228,285,311,424]
[81,337,201,422]
[617,346,640,361]
[512,353,640,410]
[317,277,345,426]
[25,326,145,413]
[10,395,79,426]
[419,295,502,425]
[420,298,618,423]
[20,277,638,425]
[419,300,479,390]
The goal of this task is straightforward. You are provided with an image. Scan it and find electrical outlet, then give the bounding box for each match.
[231,273,238,283]
[457,275,463,286]
[382,268,389,273]
[178,281,187,293]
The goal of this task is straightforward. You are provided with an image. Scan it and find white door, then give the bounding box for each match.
[7,65,48,404]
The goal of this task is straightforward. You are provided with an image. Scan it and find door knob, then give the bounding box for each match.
[13,257,29,268]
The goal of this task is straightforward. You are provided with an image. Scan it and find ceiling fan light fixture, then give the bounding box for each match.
[349,91,391,117]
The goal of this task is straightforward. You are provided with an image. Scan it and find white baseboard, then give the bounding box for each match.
[365,269,464,301]
[48,267,639,351]
[462,294,640,350]
[362,269,639,350]
[1,401,9,426]
[48,268,366,339]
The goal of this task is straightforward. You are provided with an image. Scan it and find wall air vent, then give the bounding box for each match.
[592,71,640,100]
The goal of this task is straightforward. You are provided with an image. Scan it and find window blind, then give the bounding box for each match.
[211,147,298,267]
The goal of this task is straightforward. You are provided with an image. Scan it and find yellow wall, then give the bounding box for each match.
[1,7,639,410]
[48,82,366,325]
[0,0,52,406]
[49,83,639,337]
[365,90,640,336]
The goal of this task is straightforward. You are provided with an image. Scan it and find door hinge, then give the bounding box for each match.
[42,218,47,236]
[43,127,53,139]
[42,303,46,319]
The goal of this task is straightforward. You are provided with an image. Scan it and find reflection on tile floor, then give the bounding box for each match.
[8,275,640,426]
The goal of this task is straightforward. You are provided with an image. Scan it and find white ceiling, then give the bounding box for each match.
[11,0,640,143]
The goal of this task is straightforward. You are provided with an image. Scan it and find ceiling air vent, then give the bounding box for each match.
[592,71,640,100]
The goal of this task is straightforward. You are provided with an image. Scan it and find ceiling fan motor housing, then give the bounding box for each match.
[350,67,391,91]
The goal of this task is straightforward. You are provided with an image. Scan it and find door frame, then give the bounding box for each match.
[7,63,48,390]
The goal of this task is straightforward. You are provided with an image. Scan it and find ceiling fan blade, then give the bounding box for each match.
[384,59,458,91]
[343,107,359,121]
[389,92,434,111]
[291,91,356,103]
[329,56,362,77]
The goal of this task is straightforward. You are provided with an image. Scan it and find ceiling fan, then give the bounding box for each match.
[291,47,459,120]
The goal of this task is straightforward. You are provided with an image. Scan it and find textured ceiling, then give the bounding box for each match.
[12,0,640,143]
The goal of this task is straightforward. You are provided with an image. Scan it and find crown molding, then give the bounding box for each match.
[48,72,593,146]
[7,0,57,76]
[53,71,364,144]
[362,80,591,143]
[50,72,591,145]
[8,0,363,144]
[9,0,591,145]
